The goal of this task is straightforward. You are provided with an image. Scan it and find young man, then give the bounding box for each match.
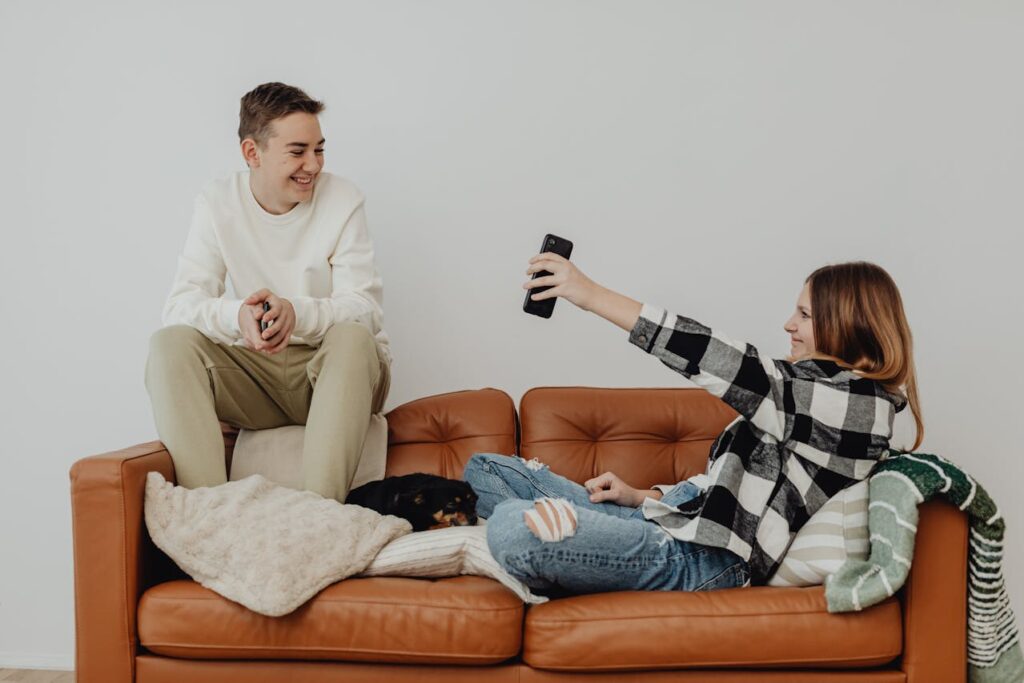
[146,82,390,503]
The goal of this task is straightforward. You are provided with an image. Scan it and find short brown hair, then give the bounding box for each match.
[238,82,324,146]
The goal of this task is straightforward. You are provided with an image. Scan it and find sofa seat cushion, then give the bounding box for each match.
[523,586,901,672]
[139,577,524,665]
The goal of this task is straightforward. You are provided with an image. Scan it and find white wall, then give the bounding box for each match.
[2,0,1022,669]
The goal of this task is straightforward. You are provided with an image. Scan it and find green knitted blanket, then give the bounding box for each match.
[825,451,1023,683]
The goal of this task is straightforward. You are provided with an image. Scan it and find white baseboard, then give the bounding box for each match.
[0,651,74,670]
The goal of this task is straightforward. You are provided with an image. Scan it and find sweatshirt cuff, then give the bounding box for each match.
[290,297,318,340]
[219,298,244,339]
[291,296,373,341]
[628,303,666,353]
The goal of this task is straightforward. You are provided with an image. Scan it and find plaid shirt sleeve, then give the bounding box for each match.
[629,304,788,440]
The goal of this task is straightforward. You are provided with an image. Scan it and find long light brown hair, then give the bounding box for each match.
[807,262,923,451]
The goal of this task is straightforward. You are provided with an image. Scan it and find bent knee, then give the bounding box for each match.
[462,455,485,486]
[320,322,376,354]
[463,453,501,481]
[148,325,208,361]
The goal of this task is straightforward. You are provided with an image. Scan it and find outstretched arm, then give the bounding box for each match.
[524,252,641,331]
[524,253,787,439]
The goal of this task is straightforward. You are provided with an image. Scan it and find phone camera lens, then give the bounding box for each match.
[547,239,555,246]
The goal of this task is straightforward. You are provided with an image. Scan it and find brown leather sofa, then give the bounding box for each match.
[70,387,968,682]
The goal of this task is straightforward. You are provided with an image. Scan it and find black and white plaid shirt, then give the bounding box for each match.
[630,304,907,585]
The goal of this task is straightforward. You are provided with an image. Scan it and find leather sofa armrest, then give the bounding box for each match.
[70,441,177,683]
[901,499,968,682]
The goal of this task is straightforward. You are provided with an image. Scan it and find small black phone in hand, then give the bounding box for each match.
[523,234,574,318]
[260,301,270,332]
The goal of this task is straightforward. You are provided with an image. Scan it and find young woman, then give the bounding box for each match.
[463,258,923,595]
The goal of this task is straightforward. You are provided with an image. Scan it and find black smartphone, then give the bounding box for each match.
[260,301,270,332]
[523,234,574,318]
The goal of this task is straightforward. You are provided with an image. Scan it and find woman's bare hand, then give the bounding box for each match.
[523,253,643,331]
[584,472,643,506]
[524,253,601,311]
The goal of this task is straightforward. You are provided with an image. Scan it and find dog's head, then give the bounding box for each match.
[388,474,479,532]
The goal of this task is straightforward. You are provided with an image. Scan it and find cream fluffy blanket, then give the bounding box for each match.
[144,472,411,617]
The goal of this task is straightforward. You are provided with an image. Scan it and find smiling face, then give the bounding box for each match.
[784,283,816,360]
[241,111,324,215]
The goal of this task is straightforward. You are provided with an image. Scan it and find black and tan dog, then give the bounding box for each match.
[345,473,479,532]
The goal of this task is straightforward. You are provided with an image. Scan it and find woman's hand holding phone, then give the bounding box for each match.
[524,252,599,311]
[524,251,643,332]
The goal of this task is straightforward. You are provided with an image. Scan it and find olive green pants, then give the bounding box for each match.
[145,322,390,502]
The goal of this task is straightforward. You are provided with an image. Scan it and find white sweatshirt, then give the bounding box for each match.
[162,171,390,362]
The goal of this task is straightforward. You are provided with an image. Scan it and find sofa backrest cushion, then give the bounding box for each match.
[385,388,518,479]
[519,387,738,488]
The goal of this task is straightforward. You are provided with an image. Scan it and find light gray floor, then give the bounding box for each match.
[0,670,74,682]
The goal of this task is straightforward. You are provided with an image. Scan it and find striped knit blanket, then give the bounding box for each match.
[825,451,1023,683]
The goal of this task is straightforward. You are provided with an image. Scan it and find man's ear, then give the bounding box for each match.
[240,138,261,169]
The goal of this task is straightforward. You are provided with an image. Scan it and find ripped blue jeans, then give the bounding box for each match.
[463,453,749,595]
